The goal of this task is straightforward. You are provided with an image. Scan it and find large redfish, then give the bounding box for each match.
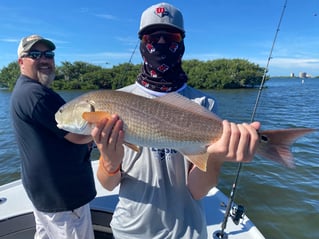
[55,90,313,171]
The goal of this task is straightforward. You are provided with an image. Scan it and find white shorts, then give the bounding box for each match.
[33,203,94,239]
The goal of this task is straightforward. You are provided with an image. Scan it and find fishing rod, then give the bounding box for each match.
[119,40,139,85]
[214,0,288,238]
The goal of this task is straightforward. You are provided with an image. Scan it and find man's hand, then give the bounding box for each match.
[91,114,124,172]
[207,120,261,163]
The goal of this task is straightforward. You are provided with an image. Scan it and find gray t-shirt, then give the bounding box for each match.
[110,83,216,239]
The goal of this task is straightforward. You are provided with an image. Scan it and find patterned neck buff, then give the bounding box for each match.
[137,41,188,93]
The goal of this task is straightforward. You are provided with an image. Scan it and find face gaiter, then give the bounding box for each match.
[137,40,188,93]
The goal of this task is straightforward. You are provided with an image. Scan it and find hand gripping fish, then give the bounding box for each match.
[55,90,314,171]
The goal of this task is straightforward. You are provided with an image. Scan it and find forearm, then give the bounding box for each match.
[65,132,92,144]
[188,156,223,200]
[97,156,121,191]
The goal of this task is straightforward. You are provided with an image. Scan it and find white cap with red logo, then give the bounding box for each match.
[138,2,185,38]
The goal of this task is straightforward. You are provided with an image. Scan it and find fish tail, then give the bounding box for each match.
[256,128,315,168]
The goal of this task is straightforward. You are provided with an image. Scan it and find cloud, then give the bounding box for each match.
[95,14,118,20]
[0,38,19,43]
[271,58,319,67]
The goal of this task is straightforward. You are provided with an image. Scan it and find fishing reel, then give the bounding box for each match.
[230,204,245,225]
[213,230,228,239]
[212,204,246,239]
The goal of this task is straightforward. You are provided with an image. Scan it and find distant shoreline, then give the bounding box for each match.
[270,76,319,79]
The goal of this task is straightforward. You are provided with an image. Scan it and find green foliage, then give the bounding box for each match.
[0,58,267,91]
[0,62,20,90]
[183,58,265,89]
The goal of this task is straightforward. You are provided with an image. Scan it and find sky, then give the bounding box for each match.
[1,0,319,77]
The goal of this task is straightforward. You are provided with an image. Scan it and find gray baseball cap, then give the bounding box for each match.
[138,2,185,38]
[17,35,55,58]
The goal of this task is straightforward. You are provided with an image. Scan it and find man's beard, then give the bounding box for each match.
[37,71,55,87]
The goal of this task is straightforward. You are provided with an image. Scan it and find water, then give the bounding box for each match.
[0,78,318,239]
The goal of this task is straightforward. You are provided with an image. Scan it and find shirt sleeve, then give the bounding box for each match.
[32,89,69,139]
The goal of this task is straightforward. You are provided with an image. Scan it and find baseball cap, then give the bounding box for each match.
[138,2,185,38]
[17,35,56,58]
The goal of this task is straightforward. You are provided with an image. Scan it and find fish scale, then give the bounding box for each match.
[88,91,222,144]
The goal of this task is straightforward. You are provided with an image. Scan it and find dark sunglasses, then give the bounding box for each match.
[22,50,55,60]
[142,31,182,44]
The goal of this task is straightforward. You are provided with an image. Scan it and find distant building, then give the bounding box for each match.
[290,73,295,77]
[299,72,307,78]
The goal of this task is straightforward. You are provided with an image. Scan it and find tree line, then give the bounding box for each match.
[0,58,267,91]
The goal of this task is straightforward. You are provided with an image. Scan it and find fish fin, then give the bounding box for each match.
[124,142,140,152]
[153,92,221,121]
[82,111,112,123]
[82,112,140,153]
[256,128,315,168]
[184,153,209,172]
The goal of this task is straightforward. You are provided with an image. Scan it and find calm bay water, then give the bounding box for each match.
[0,78,318,239]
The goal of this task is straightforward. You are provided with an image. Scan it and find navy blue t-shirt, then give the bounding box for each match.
[10,75,96,212]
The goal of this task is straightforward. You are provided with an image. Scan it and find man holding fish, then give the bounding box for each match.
[54,2,311,239]
[93,3,260,239]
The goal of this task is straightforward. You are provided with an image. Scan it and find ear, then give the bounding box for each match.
[18,58,23,65]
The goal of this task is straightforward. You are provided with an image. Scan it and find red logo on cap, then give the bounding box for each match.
[155,7,169,17]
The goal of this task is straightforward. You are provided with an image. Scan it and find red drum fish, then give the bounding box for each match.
[55,90,314,171]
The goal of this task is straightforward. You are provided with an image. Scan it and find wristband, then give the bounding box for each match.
[99,156,121,176]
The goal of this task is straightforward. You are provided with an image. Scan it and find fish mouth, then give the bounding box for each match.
[56,120,92,135]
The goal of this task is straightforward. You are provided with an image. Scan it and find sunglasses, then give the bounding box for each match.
[142,31,182,44]
[22,50,55,60]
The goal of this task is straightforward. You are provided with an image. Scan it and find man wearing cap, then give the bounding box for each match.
[10,35,96,239]
[92,3,260,239]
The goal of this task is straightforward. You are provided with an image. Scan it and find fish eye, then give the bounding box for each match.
[260,135,268,142]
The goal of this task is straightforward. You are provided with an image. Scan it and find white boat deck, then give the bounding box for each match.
[0,160,265,239]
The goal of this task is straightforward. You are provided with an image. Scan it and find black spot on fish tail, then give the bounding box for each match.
[256,128,315,168]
